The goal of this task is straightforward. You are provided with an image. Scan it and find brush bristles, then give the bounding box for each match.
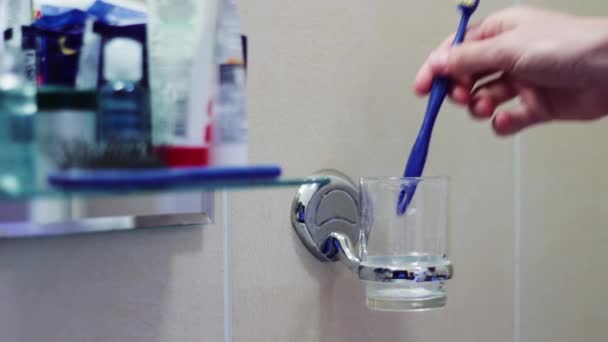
[458,0,478,8]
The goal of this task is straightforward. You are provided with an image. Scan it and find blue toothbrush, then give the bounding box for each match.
[397,0,480,215]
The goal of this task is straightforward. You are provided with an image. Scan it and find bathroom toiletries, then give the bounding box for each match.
[98,37,149,145]
[211,0,248,166]
[35,0,92,13]
[35,88,97,183]
[86,0,146,25]
[4,26,37,86]
[0,35,37,194]
[75,18,101,89]
[36,4,73,18]
[21,26,37,86]
[93,21,147,88]
[35,27,84,86]
[212,64,248,165]
[87,0,149,90]
[147,0,219,166]
[33,10,87,86]
[37,87,162,174]
[7,0,32,27]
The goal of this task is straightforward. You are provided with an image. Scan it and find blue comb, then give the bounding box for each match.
[397,0,480,215]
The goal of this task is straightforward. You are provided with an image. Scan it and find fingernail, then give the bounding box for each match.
[493,113,512,135]
[474,100,486,115]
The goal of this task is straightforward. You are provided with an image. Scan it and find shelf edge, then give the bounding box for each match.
[0,213,210,239]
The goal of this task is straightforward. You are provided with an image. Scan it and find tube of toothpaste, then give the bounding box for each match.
[147,0,219,167]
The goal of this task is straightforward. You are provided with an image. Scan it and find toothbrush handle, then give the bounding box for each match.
[453,12,471,46]
[404,77,450,178]
[398,12,472,214]
[397,78,449,214]
[403,12,471,178]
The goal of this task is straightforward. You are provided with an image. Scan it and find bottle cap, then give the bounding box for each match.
[104,37,142,82]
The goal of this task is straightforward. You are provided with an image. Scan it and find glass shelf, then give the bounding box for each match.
[0,175,330,201]
[0,174,328,239]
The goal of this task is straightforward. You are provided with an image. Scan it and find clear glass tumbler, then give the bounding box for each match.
[359,177,451,311]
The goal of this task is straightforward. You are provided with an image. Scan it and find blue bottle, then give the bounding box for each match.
[98,38,149,145]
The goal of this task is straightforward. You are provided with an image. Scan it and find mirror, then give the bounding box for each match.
[0,0,220,238]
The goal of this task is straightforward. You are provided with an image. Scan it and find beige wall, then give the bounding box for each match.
[231,1,514,341]
[0,193,226,341]
[520,2,608,342]
[2,0,608,341]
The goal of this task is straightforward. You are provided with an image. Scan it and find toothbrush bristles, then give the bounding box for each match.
[458,0,478,7]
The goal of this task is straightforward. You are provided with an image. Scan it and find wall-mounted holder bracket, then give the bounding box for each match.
[291,170,361,264]
[291,170,454,311]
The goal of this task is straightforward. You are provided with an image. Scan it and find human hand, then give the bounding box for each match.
[414,6,608,135]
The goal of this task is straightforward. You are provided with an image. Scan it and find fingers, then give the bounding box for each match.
[446,36,516,77]
[450,84,473,105]
[467,76,544,136]
[492,84,555,135]
[414,25,481,96]
[414,36,455,96]
[492,106,537,136]
[414,54,441,96]
[467,9,519,41]
[414,7,522,96]
[469,76,517,119]
[414,47,479,97]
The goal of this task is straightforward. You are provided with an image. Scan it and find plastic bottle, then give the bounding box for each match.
[75,18,101,90]
[7,0,32,28]
[147,0,219,167]
[0,36,37,194]
[97,38,149,145]
[211,0,248,166]
[212,63,248,165]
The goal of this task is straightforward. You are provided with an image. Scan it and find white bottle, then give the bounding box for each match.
[211,0,248,166]
[98,38,148,144]
[76,18,101,90]
[146,0,219,151]
[7,0,32,27]
[212,64,248,165]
